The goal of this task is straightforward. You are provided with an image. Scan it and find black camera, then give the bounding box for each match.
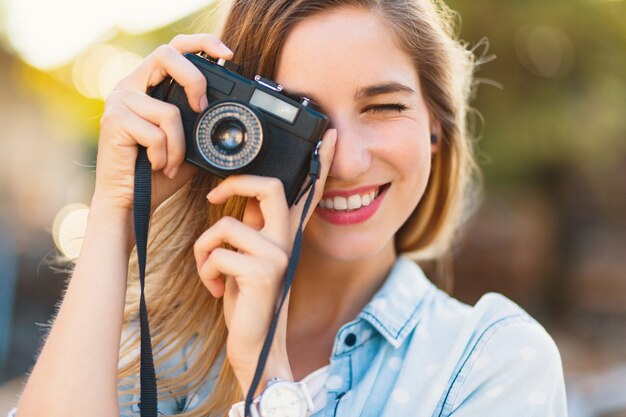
[147,52,329,205]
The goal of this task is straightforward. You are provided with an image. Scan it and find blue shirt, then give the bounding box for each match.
[115,256,567,416]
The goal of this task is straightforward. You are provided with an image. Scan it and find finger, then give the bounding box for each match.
[207,176,290,248]
[110,90,186,178]
[199,248,283,296]
[168,33,234,60]
[117,45,207,113]
[101,102,168,171]
[197,248,227,298]
[193,216,288,274]
[293,129,337,224]
[241,198,264,231]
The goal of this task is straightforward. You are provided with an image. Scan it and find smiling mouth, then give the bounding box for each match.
[318,183,391,211]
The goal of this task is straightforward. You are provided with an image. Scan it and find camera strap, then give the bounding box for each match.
[132,143,321,417]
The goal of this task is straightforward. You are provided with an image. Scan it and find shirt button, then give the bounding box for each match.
[344,333,357,347]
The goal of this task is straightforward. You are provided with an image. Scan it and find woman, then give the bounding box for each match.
[12,0,568,416]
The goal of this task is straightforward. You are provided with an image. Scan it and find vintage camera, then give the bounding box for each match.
[147,52,329,205]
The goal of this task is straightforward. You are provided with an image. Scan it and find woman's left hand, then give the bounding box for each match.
[193,129,336,396]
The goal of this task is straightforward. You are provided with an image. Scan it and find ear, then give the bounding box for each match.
[429,116,442,154]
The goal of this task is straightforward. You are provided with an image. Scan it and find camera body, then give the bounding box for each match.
[147,53,329,206]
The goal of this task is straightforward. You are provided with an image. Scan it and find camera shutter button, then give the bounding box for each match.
[254,75,283,92]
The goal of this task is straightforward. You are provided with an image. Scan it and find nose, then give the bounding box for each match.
[328,119,372,181]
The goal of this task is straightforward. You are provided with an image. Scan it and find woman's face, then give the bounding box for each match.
[275,7,437,261]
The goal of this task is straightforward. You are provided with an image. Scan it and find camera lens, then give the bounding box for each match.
[195,102,264,171]
[213,119,246,152]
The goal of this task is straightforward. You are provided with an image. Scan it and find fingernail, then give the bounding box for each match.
[168,166,179,179]
[218,42,233,55]
[206,189,215,200]
[200,94,209,111]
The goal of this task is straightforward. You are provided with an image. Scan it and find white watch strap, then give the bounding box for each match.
[229,398,260,417]
[228,400,246,417]
[296,381,316,415]
[228,380,315,417]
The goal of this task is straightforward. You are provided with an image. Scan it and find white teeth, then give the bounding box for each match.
[347,195,361,210]
[319,187,384,211]
[333,196,348,210]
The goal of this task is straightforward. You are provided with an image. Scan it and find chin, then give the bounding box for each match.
[303,229,394,263]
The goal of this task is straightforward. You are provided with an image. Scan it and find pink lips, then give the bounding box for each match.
[315,184,389,225]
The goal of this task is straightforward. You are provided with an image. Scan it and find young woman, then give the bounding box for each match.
[13,0,567,416]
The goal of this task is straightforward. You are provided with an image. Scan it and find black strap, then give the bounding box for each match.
[133,143,321,417]
[133,146,158,416]
[244,147,320,417]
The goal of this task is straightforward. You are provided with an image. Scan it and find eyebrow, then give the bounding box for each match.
[354,82,415,99]
[281,81,415,104]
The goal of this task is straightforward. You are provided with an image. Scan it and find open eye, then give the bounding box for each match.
[363,103,408,113]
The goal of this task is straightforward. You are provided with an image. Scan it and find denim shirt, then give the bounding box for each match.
[10,256,567,417]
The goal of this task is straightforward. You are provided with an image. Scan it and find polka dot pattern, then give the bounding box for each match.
[425,363,439,376]
[474,356,490,370]
[486,385,504,399]
[119,258,569,417]
[361,328,373,341]
[528,391,547,405]
[187,394,200,409]
[388,356,402,371]
[397,282,411,297]
[416,325,430,339]
[326,375,344,390]
[371,298,388,310]
[429,381,446,399]
[392,388,410,404]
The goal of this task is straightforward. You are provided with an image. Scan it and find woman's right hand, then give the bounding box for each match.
[93,34,234,212]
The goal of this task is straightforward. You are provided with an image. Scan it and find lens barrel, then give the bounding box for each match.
[195,102,264,170]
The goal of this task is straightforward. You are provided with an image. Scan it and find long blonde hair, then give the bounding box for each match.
[117,0,482,415]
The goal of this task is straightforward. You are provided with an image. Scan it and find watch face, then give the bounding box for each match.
[259,384,306,417]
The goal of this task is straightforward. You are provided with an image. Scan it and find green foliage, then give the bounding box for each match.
[447,0,626,191]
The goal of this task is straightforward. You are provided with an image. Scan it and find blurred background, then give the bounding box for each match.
[0,0,624,415]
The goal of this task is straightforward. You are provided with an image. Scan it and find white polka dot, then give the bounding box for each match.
[392,388,410,404]
[416,325,430,339]
[439,309,456,320]
[485,385,504,398]
[474,356,490,370]
[520,346,537,361]
[187,394,200,408]
[398,282,411,296]
[429,381,446,398]
[425,363,439,376]
[388,356,402,371]
[528,391,547,405]
[371,298,388,310]
[361,328,373,341]
[326,375,344,390]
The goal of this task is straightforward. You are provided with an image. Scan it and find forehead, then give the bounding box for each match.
[274,7,419,100]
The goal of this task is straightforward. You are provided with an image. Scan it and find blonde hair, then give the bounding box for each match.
[117,0,483,415]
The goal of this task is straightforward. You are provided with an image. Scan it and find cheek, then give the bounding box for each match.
[372,121,432,179]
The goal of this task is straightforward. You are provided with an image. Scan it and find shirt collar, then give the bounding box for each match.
[357,256,436,348]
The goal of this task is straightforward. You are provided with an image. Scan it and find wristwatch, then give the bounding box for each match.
[229,377,315,417]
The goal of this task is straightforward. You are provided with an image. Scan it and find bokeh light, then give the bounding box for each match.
[5,0,214,70]
[515,25,575,79]
[51,203,90,260]
[72,44,143,99]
